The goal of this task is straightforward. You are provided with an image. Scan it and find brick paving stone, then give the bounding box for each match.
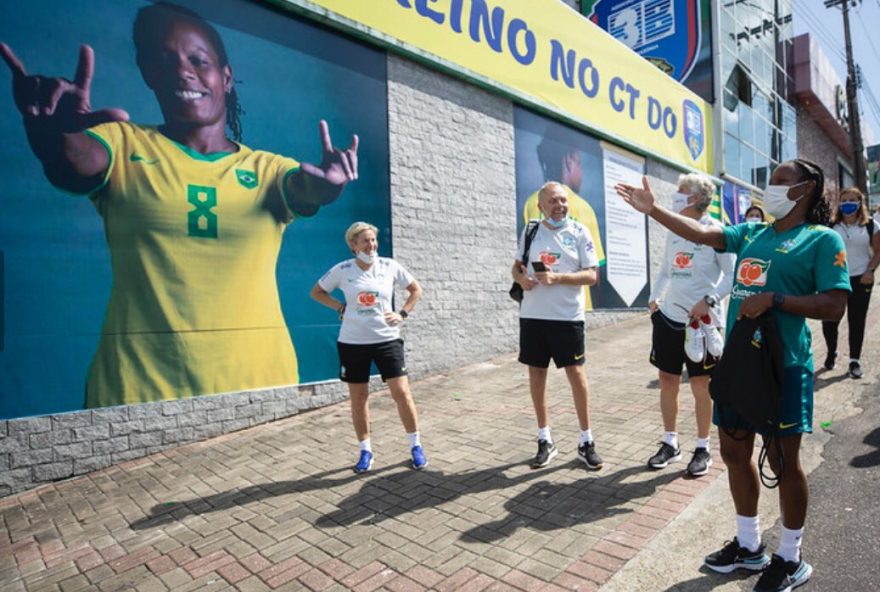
[565,560,612,585]
[351,566,398,592]
[501,569,549,591]
[217,561,251,584]
[552,571,600,592]
[297,567,335,591]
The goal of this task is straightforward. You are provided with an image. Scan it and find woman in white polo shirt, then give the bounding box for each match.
[310,222,425,473]
[821,187,880,378]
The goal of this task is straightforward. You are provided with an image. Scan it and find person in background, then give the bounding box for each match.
[310,222,426,473]
[646,173,735,477]
[745,205,765,223]
[616,159,849,592]
[821,187,880,378]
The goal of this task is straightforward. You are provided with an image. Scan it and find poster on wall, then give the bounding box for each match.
[583,0,715,103]
[0,0,390,419]
[514,107,649,310]
[722,180,752,225]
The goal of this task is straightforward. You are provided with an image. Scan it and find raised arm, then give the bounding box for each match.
[0,43,129,193]
[285,119,358,217]
[615,176,727,250]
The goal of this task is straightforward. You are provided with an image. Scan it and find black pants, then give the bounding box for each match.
[822,275,873,360]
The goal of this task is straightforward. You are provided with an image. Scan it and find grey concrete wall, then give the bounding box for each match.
[2,48,669,497]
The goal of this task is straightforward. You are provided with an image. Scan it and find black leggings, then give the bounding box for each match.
[822,275,873,360]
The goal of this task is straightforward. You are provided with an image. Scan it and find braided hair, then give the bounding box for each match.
[133,2,244,142]
[791,158,830,226]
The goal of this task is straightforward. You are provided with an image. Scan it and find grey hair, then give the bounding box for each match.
[677,173,715,212]
[345,221,378,250]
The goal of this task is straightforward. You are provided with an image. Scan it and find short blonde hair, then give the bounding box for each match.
[345,221,378,249]
[677,173,715,212]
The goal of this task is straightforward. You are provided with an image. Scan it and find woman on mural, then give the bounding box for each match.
[821,187,880,378]
[310,222,426,473]
[0,1,359,408]
[616,159,849,592]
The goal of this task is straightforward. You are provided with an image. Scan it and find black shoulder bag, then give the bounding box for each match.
[709,314,786,487]
[510,221,540,303]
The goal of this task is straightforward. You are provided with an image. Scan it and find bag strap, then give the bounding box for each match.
[867,220,875,239]
[522,221,540,265]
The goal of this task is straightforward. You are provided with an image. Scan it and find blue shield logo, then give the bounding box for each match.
[590,0,701,82]
[682,99,703,161]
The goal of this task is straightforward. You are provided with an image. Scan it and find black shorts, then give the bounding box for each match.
[650,311,717,377]
[519,318,585,369]
[337,339,407,383]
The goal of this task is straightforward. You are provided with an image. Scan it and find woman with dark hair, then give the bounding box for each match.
[745,204,765,223]
[0,2,359,408]
[615,159,850,592]
[821,186,880,378]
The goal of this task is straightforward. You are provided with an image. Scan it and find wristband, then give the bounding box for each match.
[399,310,409,319]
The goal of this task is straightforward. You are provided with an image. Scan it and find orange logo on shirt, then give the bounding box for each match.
[539,251,560,265]
[833,251,847,268]
[672,252,694,269]
[737,258,770,287]
[357,291,379,306]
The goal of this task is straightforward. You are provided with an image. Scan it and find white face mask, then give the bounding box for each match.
[671,192,692,213]
[356,251,375,265]
[763,184,805,219]
[745,216,762,223]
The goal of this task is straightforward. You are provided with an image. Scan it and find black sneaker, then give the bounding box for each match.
[704,538,770,574]
[647,442,682,469]
[823,351,837,370]
[849,361,863,379]
[531,439,557,468]
[686,447,713,476]
[577,441,603,470]
[752,554,812,592]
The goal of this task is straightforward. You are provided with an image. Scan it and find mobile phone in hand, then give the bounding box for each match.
[531,261,547,273]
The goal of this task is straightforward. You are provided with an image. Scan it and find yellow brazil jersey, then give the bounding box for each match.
[82,122,300,408]
[522,185,606,310]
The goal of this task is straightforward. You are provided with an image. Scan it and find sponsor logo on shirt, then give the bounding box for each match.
[736,257,770,288]
[775,238,797,254]
[672,252,694,270]
[834,251,847,268]
[357,291,380,307]
[235,169,259,189]
[539,251,561,265]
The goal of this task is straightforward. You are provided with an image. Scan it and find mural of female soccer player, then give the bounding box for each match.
[0,0,391,418]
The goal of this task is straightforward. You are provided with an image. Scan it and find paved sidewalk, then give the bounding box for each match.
[1,308,876,592]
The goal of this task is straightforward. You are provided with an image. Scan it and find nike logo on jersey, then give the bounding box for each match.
[778,421,798,430]
[130,152,159,165]
[574,353,585,360]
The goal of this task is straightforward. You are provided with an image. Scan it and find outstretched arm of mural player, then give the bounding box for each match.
[285,119,359,217]
[0,43,128,193]
[614,175,726,251]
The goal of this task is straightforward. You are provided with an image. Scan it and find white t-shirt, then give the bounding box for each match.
[517,219,599,322]
[832,220,879,276]
[318,257,415,344]
[650,215,735,327]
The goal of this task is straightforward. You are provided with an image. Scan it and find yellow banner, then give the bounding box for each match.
[292,0,714,173]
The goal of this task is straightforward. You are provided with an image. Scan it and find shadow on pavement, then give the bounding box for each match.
[813,368,851,390]
[461,465,678,542]
[850,426,880,468]
[129,464,400,531]
[655,565,759,591]
[314,461,565,528]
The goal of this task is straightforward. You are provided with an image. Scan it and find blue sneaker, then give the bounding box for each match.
[354,450,373,473]
[411,445,427,470]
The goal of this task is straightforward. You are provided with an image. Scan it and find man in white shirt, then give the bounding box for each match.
[647,173,735,476]
[511,182,603,470]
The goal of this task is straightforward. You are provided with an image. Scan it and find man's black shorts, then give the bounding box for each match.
[650,310,717,377]
[519,318,585,369]
[337,339,407,383]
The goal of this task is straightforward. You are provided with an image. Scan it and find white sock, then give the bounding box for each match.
[407,431,421,448]
[735,514,761,553]
[579,429,593,445]
[850,358,860,364]
[663,431,679,449]
[777,526,804,563]
[537,426,552,443]
[696,437,710,452]
[359,439,372,452]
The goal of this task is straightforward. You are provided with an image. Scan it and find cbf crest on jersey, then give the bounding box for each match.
[589,0,702,83]
[682,99,704,161]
